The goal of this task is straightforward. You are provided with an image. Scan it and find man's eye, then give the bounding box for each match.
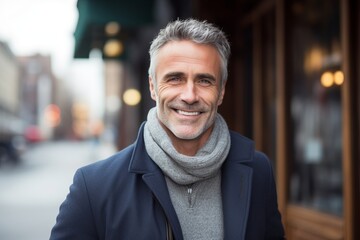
[198,79,212,86]
[167,76,182,82]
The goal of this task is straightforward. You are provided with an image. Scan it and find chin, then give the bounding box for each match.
[175,133,201,140]
[172,127,204,140]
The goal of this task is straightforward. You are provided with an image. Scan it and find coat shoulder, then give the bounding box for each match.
[228,130,254,161]
[229,130,254,146]
[81,143,135,176]
[75,143,137,197]
[228,130,273,174]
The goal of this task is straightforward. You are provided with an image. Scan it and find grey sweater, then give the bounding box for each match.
[165,172,224,240]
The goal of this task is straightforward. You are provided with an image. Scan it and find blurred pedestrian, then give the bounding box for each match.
[50,18,285,240]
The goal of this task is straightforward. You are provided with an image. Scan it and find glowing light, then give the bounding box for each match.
[44,104,61,127]
[72,103,89,120]
[304,47,323,73]
[71,103,90,139]
[334,70,344,85]
[309,48,323,69]
[105,22,120,36]
[123,89,141,106]
[320,71,334,88]
[104,40,123,57]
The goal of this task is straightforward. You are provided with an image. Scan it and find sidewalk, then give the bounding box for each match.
[0,140,117,240]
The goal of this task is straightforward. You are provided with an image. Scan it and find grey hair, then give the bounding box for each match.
[148,18,230,86]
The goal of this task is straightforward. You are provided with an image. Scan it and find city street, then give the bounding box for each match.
[0,140,116,240]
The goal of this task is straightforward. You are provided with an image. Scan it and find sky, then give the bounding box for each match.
[0,0,77,76]
[0,0,104,120]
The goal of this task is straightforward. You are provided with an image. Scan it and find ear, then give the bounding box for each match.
[149,76,157,101]
[217,84,226,106]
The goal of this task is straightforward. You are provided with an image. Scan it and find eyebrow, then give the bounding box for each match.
[162,72,217,82]
[163,72,185,79]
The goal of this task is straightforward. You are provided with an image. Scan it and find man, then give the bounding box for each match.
[50,19,285,240]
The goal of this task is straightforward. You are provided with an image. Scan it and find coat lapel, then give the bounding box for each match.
[222,163,253,240]
[129,123,183,240]
[222,131,255,240]
[142,172,183,240]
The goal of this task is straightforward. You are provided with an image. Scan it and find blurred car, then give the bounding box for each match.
[0,134,26,165]
[24,125,43,143]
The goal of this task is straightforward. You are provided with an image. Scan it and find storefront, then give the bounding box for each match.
[195,0,359,239]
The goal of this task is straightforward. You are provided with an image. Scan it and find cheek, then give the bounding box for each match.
[202,89,222,106]
[157,85,176,101]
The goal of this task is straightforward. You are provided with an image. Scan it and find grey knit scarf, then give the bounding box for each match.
[144,107,231,185]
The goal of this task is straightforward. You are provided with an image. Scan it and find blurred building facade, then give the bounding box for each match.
[17,54,59,140]
[72,0,359,239]
[0,46,76,164]
[0,41,24,163]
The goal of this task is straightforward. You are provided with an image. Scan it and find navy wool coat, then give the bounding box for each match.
[50,123,285,240]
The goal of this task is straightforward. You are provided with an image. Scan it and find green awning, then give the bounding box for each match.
[74,0,155,58]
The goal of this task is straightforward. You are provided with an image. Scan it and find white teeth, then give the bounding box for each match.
[177,110,200,116]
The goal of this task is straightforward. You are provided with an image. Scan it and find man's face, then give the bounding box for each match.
[149,40,225,145]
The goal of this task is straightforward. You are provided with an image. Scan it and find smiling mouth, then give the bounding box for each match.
[176,109,201,116]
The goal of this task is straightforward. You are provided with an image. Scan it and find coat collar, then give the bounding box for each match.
[222,131,254,240]
[128,122,159,174]
[129,122,254,240]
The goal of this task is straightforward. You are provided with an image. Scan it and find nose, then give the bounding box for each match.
[180,81,198,104]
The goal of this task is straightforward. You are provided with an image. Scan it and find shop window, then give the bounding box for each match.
[288,0,343,216]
